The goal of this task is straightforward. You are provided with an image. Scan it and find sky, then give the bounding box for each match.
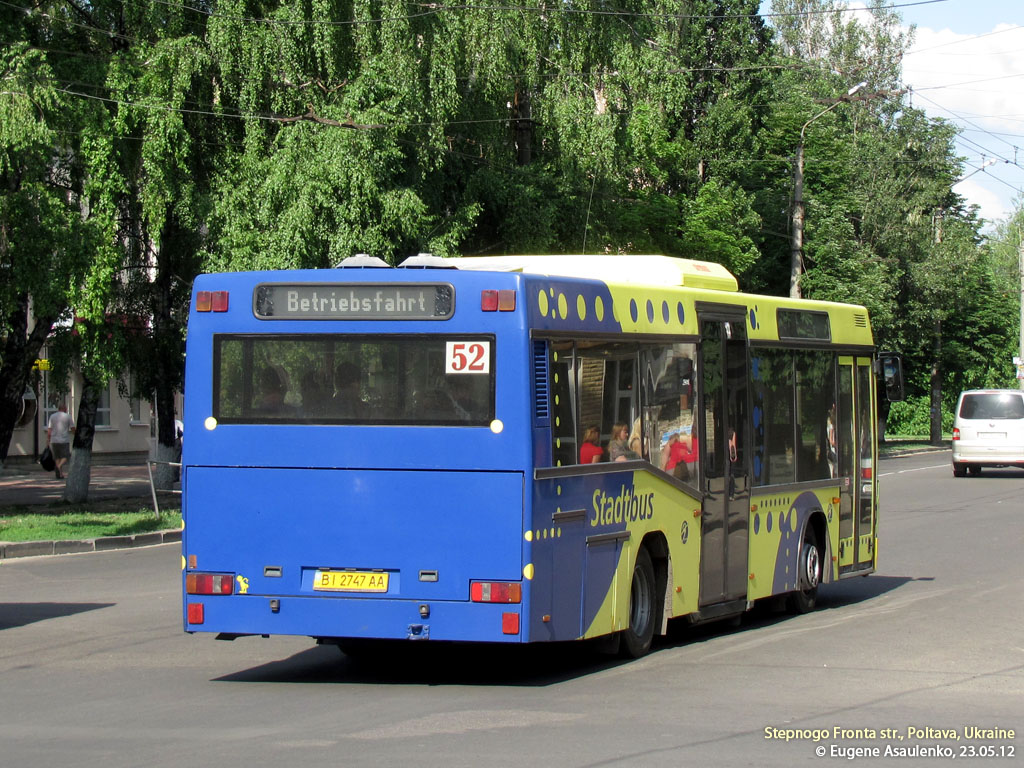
[898,0,1023,230]
[763,0,1024,231]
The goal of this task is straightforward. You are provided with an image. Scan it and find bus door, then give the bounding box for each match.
[698,312,750,606]
[836,357,875,574]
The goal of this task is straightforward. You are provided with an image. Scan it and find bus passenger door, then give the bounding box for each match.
[698,313,750,606]
[837,358,855,572]
[854,358,876,569]
[837,357,876,574]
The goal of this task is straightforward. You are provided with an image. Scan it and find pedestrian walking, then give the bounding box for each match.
[47,402,75,479]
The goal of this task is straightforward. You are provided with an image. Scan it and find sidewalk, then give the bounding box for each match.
[0,459,180,560]
[0,460,156,506]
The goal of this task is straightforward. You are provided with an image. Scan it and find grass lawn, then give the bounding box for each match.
[0,496,181,543]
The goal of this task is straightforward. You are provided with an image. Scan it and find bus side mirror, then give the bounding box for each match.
[877,352,905,402]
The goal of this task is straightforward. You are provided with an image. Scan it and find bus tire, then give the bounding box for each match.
[788,528,821,615]
[621,547,656,658]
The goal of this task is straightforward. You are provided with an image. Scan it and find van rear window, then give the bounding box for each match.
[959,393,1024,420]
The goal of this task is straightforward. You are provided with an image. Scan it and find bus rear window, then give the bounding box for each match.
[213,334,494,426]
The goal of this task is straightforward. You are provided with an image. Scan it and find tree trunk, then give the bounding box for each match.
[150,221,184,490]
[877,397,890,445]
[64,375,102,503]
[0,294,57,466]
[929,320,943,446]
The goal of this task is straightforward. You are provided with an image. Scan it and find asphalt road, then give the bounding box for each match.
[1,451,1021,767]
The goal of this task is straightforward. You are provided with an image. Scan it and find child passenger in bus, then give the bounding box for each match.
[580,426,604,464]
[609,422,640,461]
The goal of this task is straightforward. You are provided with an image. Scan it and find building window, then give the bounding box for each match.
[95,384,111,427]
[128,371,146,423]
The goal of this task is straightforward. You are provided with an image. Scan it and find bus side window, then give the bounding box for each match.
[574,343,641,465]
[752,349,795,486]
[644,343,697,480]
[794,350,836,482]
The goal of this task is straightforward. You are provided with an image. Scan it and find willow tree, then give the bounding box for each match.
[0,41,94,467]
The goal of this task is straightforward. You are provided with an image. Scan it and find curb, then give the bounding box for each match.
[0,529,181,561]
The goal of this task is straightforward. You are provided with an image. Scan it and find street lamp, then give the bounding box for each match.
[790,82,867,298]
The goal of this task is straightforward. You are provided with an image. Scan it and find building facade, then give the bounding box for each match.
[8,360,181,463]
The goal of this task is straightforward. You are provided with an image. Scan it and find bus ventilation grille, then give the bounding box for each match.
[853,313,868,328]
[533,340,550,423]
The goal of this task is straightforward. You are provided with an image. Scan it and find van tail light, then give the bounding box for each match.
[952,428,960,441]
[471,582,522,603]
[186,572,234,595]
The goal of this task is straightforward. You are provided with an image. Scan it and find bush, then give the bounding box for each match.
[886,395,953,436]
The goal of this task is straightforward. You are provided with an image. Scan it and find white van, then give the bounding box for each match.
[951,389,1024,476]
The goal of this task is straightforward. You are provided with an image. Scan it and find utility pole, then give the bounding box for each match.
[790,82,866,299]
[790,142,806,299]
[1019,228,1023,390]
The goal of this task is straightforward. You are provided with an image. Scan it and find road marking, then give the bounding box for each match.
[879,463,949,477]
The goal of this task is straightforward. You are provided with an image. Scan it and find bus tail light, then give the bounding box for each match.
[861,466,872,480]
[187,603,205,624]
[952,428,960,441]
[481,290,516,312]
[186,572,234,595]
[471,582,522,603]
[196,291,229,312]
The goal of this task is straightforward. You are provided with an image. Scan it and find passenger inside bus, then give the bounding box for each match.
[333,362,363,417]
[580,426,604,464]
[608,422,640,462]
[255,365,290,415]
[661,426,698,481]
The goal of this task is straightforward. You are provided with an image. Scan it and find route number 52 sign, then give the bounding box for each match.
[445,341,490,374]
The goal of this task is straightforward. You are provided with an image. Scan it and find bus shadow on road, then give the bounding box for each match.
[0,602,115,631]
[213,576,927,686]
[815,573,925,609]
[214,638,656,686]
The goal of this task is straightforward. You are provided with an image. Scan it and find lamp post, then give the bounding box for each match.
[790,82,867,299]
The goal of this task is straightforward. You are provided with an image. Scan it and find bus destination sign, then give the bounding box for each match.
[254,283,454,320]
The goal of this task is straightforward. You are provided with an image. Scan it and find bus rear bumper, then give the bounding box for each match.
[183,594,525,644]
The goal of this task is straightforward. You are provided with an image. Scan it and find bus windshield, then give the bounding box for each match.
[213,334,494,426]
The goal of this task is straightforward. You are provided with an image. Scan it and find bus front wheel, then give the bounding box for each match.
[788,529,821,615]
[621,547,656,658]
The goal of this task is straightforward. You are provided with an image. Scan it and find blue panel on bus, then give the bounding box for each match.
[184,467,524,603]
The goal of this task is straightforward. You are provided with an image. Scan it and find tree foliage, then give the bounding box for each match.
[1,0,1020,474]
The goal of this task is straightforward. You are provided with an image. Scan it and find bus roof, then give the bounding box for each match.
[440,254,739,293]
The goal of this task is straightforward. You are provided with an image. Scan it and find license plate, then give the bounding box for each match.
[979,432,1006,439]
[313,570,389,592]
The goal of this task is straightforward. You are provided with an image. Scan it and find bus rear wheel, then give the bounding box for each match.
[621,547,656,658]
[788,529,821,615]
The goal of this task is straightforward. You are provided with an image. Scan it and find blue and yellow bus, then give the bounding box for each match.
[182,254,903,657]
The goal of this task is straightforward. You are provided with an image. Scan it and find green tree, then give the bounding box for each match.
[0,42,93,467]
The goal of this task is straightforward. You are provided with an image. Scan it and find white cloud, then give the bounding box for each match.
[953,177,1012,224]
[901,23,1024,228]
